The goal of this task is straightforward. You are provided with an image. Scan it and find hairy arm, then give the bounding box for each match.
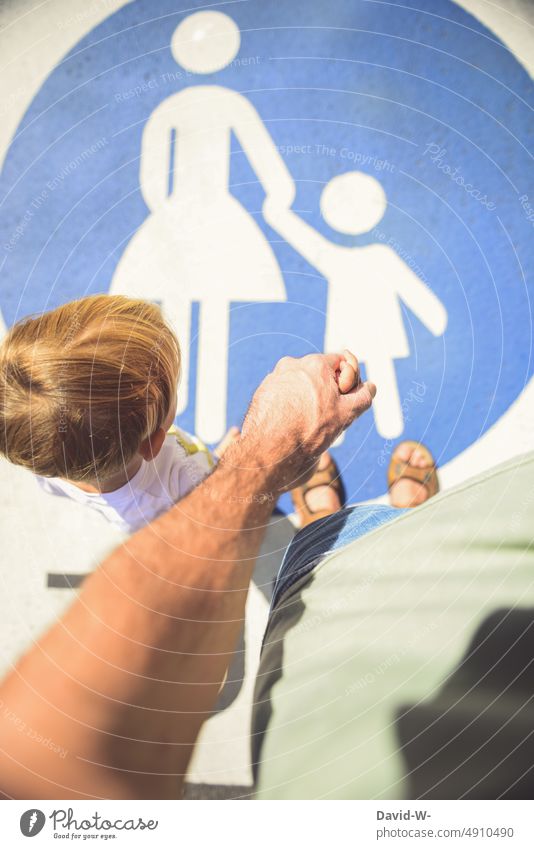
[0,354,374,800]
[0,443,276,800]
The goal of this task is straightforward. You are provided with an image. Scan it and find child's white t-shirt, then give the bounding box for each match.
[37,426,214,534]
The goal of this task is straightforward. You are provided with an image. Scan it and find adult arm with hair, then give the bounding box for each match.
[0,353,375,800]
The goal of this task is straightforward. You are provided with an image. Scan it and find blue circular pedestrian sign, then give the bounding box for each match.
[1,0,532,502]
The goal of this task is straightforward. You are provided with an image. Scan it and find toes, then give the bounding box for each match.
[411,447,427,467]
[395,442,413,462]
[396,443,428,468]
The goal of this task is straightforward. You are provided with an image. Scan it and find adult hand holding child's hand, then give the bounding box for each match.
[240,350,376,491]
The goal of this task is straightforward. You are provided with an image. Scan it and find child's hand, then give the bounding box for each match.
[241,352,375,490]
[337,349,359,394]
[214,426,240,459]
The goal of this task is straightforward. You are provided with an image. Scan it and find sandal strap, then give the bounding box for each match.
[300,461,343,499]
[387,441,439,499]
[391,461,434,487]
[291,457,346,525]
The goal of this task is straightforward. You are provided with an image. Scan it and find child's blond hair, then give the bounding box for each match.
[0,295,180,481]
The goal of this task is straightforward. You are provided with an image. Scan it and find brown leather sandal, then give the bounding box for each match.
[388,440,439,502]
[290,454,345,528]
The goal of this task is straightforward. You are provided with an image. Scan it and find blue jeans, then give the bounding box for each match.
[271,504,406,610]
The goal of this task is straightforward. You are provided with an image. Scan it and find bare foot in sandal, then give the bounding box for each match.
[388,440,439,508]
[291,451,344,528]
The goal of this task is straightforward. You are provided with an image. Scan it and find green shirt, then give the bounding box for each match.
[253,452,534,799]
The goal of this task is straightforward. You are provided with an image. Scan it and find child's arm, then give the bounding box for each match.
[165,426,215,506]
[263,200,334,278]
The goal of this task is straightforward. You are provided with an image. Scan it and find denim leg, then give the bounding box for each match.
[271,504,406,610]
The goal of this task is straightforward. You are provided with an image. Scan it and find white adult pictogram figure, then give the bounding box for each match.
[111,11,294,443]
[264,171,448,438]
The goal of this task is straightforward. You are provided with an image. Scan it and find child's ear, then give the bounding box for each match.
[138,427,166,462]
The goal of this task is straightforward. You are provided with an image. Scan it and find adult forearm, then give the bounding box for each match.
[0,351,375,800]
[0,437,276,799]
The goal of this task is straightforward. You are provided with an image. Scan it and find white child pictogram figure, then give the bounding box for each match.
[264,171,448,438]
[111,11,294,443]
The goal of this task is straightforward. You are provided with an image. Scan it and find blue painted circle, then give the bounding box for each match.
[1,0,532,502]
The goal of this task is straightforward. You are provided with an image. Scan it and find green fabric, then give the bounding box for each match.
[253,452,534,799]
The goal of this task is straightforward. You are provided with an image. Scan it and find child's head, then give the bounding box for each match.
[0,295,180,482]
[320,170,387,234]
